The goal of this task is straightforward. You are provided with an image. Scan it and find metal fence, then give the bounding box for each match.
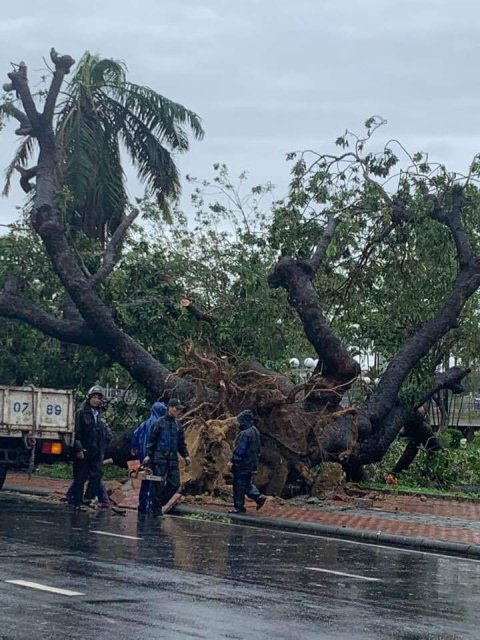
[103,385,137,405]
[429,392,480,430]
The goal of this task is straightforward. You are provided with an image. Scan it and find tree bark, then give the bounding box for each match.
[268,257,359,392]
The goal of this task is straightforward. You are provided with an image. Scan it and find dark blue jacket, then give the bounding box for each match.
[131,402,167,461]
[231,410,261,472]
[74,401,111,461]
[145,413,189,462]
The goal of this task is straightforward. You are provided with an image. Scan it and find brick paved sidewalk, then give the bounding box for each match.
[5,471,480,548]
[201,500,480,547]
[6,472,71,493]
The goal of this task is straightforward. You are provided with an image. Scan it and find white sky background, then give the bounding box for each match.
[0,0,479,228]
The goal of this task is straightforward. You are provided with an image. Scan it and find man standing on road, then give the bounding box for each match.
[143,399,191,517]
[72,385,111,512]
[227,409,266,514]
[131,400,167,513]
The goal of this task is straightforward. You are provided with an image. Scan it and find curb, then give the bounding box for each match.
[174,505,480,559]
[3,484,56,497]
[2,483,142,510]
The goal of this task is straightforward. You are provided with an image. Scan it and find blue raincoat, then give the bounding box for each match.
[131,401,167,512]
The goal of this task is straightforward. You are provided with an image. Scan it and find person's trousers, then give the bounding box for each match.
[138,479,152,512]
[151,457,180,515]
[72,458,102,507]
[67,478,108,504]
[233,469,261,510]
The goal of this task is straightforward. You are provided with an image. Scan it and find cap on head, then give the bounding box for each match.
[168,398,185,410]
[87,385,104,399]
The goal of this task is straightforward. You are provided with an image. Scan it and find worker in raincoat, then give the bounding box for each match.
[143,399,191,516]
[227,409,266,514]
[131,401,167,513]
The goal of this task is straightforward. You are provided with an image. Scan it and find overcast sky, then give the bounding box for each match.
[0,0,479,228]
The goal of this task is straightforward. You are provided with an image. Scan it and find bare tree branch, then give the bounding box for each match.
[43,49,75,123]
[15,164,37,193]
[6,62,40,129]
[0,290,96,345]
[269,256,360,385]
[309,215,339,273]
[414,366,471,410]
[180,298,216,325]
[90,208,140,288]
[2,103,33,136]
[431,186,473,268]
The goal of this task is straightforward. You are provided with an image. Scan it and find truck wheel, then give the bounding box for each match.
[0,464,7,490]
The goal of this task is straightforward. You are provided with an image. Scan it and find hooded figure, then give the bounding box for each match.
[228,410,266,514]
[144,398,191,516]
[131,402,167,462]
[131,401,167,513]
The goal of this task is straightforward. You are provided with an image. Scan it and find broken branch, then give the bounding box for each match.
[90,208,140,288]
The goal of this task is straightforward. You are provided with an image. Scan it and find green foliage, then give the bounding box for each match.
[34,462,127,481]
[0,222,113,389]
[110,165,311,369]
[372,431,480,488]
[0,165,309,394]
[270,118,480,402]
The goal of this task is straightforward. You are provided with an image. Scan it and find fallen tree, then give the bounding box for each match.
[1,52,480,494]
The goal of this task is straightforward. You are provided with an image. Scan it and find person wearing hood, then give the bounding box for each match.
[131,401,167,513]
[143,398,191,516]
[227,409,266,514]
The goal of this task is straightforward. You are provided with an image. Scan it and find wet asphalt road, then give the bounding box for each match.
[0,494,479,640]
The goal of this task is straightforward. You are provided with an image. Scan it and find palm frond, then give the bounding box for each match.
[105,96,180,218]
[108,81,204,150]
[90,57,126,87]
[65,52,126,97]
[59,110,102,200]
[57,101,128,238]
[87,120,128,237]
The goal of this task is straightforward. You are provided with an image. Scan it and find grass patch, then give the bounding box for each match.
[185,511,230,524]
[34,462,128,481]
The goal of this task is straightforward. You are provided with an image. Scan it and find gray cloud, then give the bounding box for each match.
[1,0,479,228]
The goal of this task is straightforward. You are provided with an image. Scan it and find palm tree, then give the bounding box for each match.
[3,52,204,243]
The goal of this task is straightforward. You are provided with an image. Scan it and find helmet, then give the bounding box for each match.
[87,385,104,398]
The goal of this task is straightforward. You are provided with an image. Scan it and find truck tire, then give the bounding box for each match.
[0,464,7,490]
